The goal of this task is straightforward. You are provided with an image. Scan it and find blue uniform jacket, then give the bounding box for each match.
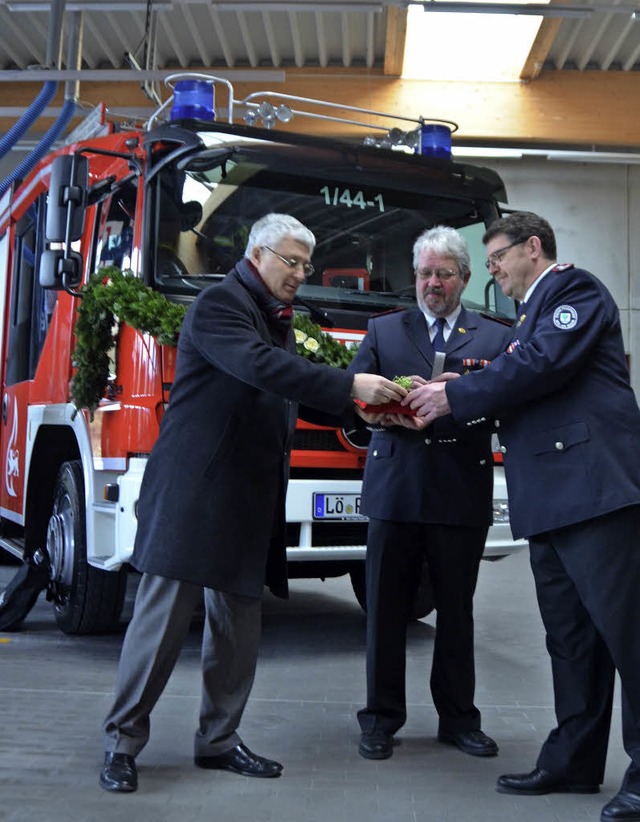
[348,306,511,527]
[446,266,640,539]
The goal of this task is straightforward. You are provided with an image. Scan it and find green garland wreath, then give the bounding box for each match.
[71,266,358,420]
[71,266,187,419]
[292,312,359,369]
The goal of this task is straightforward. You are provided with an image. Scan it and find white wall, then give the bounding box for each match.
[478,157,640,393]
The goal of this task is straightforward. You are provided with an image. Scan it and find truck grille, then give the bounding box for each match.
[286,521,368,546]
[293,429,343,452]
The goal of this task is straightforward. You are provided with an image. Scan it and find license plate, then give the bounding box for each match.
[313,493,366,520]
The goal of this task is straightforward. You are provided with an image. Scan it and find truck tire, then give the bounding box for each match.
[350,561,435,620]
[47,460,126,635]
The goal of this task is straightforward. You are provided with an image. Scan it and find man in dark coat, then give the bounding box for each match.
[406,211,640,822]
[99,213,405,794]
[350,226,511,762]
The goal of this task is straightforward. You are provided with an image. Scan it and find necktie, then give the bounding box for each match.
[432,317,447,352]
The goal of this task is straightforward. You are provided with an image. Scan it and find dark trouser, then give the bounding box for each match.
[357,519,487,737]
[530,505,640,791]
[103,573,262,758]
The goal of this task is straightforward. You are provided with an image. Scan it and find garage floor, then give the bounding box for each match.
[0,549,628,822]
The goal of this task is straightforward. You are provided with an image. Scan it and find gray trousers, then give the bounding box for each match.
[102,573,262,758]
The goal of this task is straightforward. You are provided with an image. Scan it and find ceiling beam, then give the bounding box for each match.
[520,18,562,79]
[383,5,407,75]
[2,68,640,150]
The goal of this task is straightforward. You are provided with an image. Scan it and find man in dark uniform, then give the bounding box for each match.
[350,226,511,761]
[406,211,640,822]
[99,213,406,793]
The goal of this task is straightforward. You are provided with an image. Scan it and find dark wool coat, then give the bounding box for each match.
[130,266,353,598]
[348,306,511,526]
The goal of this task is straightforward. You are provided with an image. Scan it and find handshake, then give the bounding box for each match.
[351,373,459,429]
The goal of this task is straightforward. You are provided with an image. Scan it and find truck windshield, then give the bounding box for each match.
[149,142,514,324]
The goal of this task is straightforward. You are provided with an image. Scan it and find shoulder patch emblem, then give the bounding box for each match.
[553,304,578,330]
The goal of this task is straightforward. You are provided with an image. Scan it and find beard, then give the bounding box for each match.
[417,284,464,318]
[417,287,447,317]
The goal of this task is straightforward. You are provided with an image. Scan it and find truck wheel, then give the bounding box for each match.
[47,460,126,635]
[350,561,435,620]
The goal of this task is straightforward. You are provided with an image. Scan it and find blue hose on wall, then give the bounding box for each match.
[0,96,77,198]
[0,80,59,163]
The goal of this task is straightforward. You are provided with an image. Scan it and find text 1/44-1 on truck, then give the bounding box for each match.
[0,74,525,634]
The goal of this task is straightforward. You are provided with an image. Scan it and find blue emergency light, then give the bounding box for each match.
[170,80,216,121]
[417,123,452,159]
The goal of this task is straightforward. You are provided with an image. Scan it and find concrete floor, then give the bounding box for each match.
[0,550,629,822]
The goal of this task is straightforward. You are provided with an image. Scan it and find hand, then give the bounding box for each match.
[354,406,388,425]
[431,371,461,384]
[403,381,451,424]
[384,412,428,430]
[408,375,428,387]
[351,374,407,405]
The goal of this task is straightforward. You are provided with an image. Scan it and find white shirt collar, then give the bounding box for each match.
[421,304,462,330]
[522,263,557,304]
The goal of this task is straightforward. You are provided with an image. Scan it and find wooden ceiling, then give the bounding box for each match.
[1,0,640,151]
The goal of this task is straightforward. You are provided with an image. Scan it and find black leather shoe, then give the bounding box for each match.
[195,743,282,778]
[438,729,499,757]
[358,732,393,760]
[600,791,640,820]
[99,752,138,793]
[496,767,600,796]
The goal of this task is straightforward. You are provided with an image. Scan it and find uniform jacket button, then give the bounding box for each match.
[555,441,564,450]
[495,419,500,428]
[499,445,507,454]
[424,438,431,446]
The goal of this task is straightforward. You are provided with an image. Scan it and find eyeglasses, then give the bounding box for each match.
[485,240,525,270]
[415,268,460,281]
[262,246,314,278]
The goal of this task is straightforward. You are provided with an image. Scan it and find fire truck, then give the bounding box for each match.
[0,74,523,635]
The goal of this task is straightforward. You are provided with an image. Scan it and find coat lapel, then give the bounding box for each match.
[444,306,474,357]
[403,310,434,370]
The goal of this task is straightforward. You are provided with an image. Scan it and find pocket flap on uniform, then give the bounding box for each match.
[370,439,393,459]
[532,420,590,455]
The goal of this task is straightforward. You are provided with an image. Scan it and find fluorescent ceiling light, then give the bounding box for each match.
[402,0,548,82]
[414,1,585,16]
[412,2,640,16]
[453,146,524,158]
[7,1,172,10]
[454,145,640,164]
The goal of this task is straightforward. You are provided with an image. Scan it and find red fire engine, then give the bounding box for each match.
[0,74,523,634]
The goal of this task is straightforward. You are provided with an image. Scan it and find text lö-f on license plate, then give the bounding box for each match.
[313,493,366,520]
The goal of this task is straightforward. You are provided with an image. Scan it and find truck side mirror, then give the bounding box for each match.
[45,155,89,242]
[40,248,84,291]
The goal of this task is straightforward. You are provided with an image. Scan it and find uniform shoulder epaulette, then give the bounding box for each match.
[551,263,574,272]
